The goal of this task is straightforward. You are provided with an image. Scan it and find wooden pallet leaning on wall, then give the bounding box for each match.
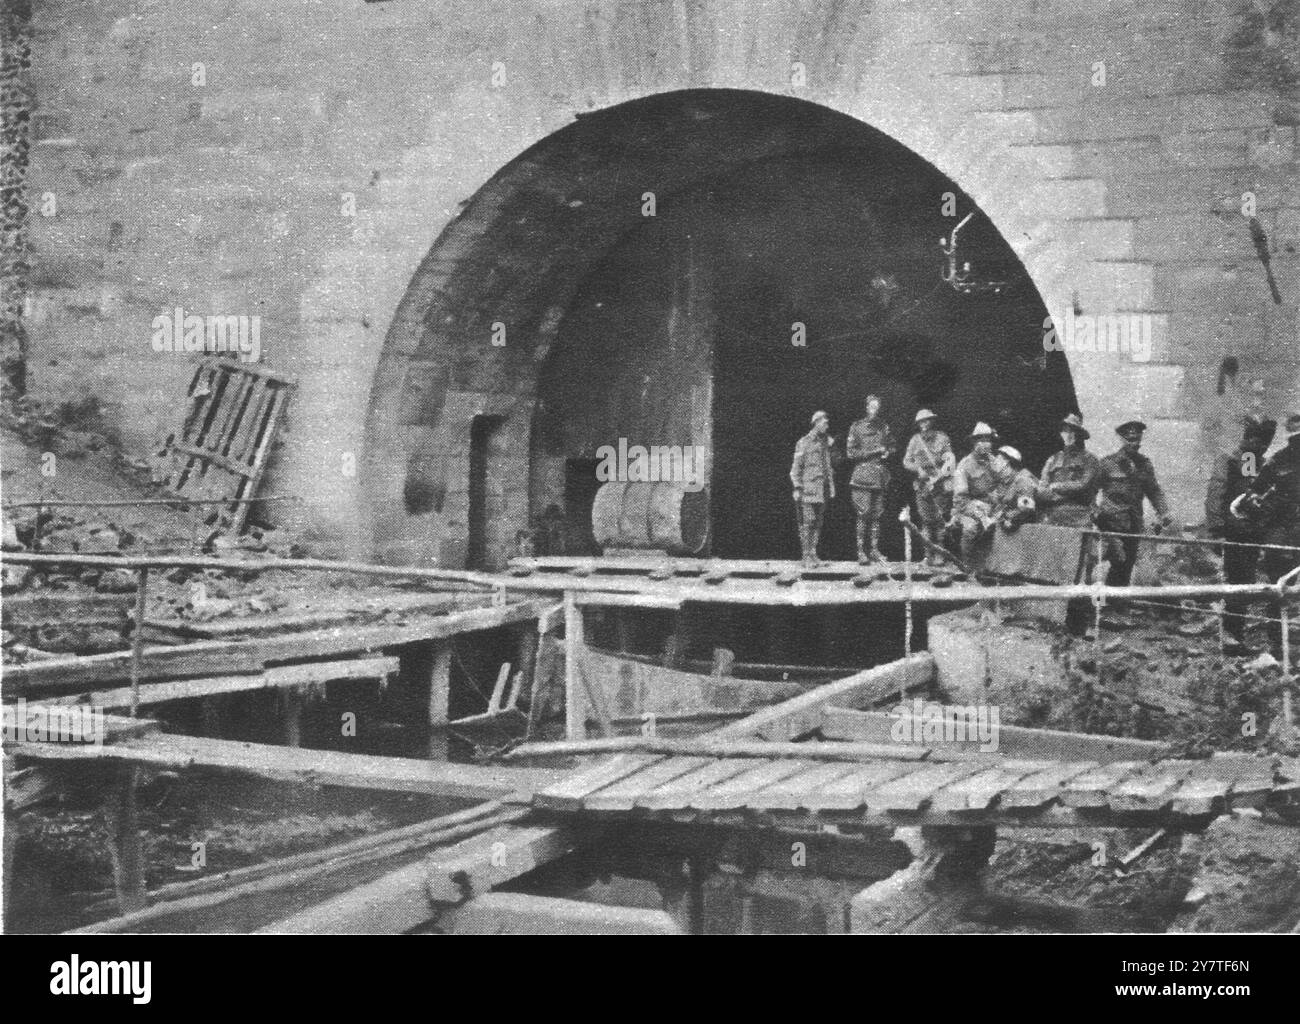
[164,358,296,533]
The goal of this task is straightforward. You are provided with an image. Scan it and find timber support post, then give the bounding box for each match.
[428,643,453,760]
[103,765,148,915]
[514,625,538,708]
[564,591,586,740]
[129,567,149,718]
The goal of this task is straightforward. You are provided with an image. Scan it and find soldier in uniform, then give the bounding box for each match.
[1205,417,1277,650]
[1039,412,1100,527]
[790,410,839,567]
[846,394,896,563]
[996,446,1040,528]
[902,409,955,566]
[949,422,1013,561]
[1095,418,1173,587]
[842,395,894,563]
[1242,413,1300,658]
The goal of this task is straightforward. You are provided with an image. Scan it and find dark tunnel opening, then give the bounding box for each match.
[528,93,1075,562]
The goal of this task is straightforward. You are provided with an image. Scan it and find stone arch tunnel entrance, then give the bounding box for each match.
[365,89,1077,569]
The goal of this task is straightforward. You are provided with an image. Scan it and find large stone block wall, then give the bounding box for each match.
[18,0,1299,561]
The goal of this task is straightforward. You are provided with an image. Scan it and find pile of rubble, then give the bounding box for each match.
[1,501,308,662]
[1,395,114,464]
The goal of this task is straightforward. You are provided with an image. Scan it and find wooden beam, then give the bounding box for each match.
[508,737,964,763]
[704,653,936,742]
[78,805,527,934]
[427,645,452,728]
[14,732,569,800]
[438,893,683,934]
[255,860,434,934]
[573,591,682,610]
[5,642,265,694]
[112,802,511,911]
[613,650,868,679]
[103,766,147,914]
[565,592,586,741]
[1,592,135,627]
[7,600,547,695]
[129,567,149,716]
[46,658,400,710]
[425,823,579,904]
[514,626,538,712]
[256,822,580,935]
[0,705,158,743]
[819,707,1172,763]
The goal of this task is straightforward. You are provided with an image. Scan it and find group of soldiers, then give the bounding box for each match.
[791,396,1300,653]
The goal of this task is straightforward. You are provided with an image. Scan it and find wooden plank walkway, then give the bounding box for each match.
[4,598,546,695]
[11,732,566,801]
[526,751,1300,828]
[46,657,399,710]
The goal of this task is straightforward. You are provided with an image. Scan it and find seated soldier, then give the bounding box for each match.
[996,446,1040,529]
[948,422,1013,561]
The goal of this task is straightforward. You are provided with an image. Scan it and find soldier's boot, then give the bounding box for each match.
[856,519,870,565]
[869,523,885,563]
[808,521,826,567]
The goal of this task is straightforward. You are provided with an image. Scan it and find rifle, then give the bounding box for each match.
[913,436,953,494]
[902,518,969,574]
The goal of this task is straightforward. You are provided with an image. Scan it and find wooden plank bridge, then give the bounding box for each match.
[526,748,1300,828]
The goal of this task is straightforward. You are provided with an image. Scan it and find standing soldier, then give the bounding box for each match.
[1241,413,1300,660]
[949,422,1013,562]
[1039,413,1100,527]
[790,410,839,567]
[1205,417,1277,651]
[846,394,896,564]
[1095,418,1173,587]
[902,409,956,566]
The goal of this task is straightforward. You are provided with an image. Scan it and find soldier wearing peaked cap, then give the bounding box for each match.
[846,394,896,564]
[902,408,955,566]
[1039,412,1100,528]
[1095,417,1173,587]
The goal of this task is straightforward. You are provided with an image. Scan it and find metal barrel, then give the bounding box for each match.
[592,480,709,555]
